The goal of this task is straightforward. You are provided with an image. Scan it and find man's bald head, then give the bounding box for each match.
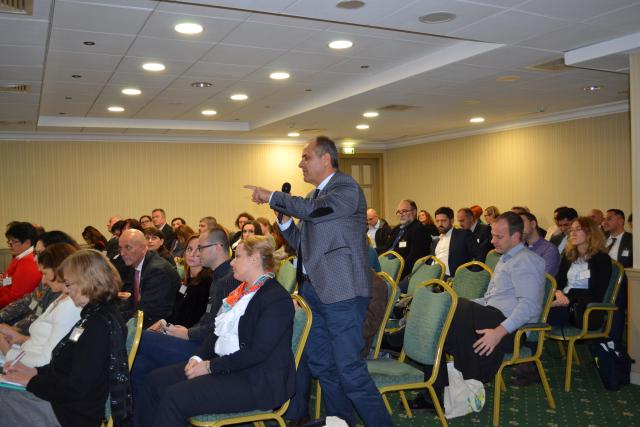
[367,208,379,227]
[107,215,122,233]
[118,229,147,266]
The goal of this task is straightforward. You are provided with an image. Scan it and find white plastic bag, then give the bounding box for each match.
[443,361,485,419]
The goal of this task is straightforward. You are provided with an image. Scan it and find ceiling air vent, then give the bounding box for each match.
[298,128,327,133]
[526,58,571,73]
[0,84,31,93]
[378,104,417,112]
[0,0,32,14]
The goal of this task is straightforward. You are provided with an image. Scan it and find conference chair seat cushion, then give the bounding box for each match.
[503,347,532,360]
[367,359,424,388]
[191,410,270,423]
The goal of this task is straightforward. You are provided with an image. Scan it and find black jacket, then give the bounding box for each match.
[472,222,493,258]
[383,219,432,279]
[167,267,213,328]
[430,228,482,276]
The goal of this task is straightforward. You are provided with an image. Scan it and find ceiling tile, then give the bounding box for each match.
[127,37,214,62]
[586,4,640,35]
[201,44,286,67]
[108,71,180,88]
[461,46,558,69]
[183,61,257,80]
[517,23,621,51]
[53,0,153,34]
[0,45,45,67]
[220,21,318,50]
[139,12,241,43]
[0,17,49,46]
[284,0,402,26]
[46,50,122,71]
[49,29,135,55]
[516,0,638,22]
[116,56,193,75]
[266,51,347,72]
[0,66,43,81]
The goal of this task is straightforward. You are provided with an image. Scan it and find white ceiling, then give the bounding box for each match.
[0,0,638,147]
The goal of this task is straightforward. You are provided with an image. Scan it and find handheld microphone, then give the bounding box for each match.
[277,182,291,223]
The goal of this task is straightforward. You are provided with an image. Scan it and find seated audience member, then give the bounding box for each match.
[418,209,439,239]
[152,208,177,252]
[171,217,186,232]
[409,212,545,410]
[458,207,493,257]
[81,225,108,251]
[1,250,132,426]
[229,212,254,248]
[232,220,263,252]
[131,227,239,411]
[512,206,546,237]
[602,209,633,343]
[198,216,218,234]
[382,199,432,280]
[484,206,500,225]
[1,222,42,308]
[272,222,296,262]
[118,229,180,328]
[105,216,122,259]
[171,224,195,258]
[548,217,611,330]
[139,215,153,229]
[470,205,483,221]
[431,207,481,278]
[137,236,294,426]
[162,235,212,329]
[367,208,392,254]
[520,212,561,276]
[549,207,578,253]
[0,231,80,336]
[144,227,176,267]
[1,243,80,368]
[588,209,604,228]
[255,217,274,237]
[545,206,568,241]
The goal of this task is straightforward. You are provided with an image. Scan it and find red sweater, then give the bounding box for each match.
[0,252,42,308]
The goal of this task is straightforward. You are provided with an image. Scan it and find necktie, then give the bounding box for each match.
[390,227,406,250]
[607,237,617,252]
[133,269,141,304]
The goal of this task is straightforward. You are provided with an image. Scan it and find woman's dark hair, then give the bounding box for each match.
[139,215,152,224]
[241,221,263,239]
[234,212,255,229]
[175,224,195,246]
[5,221,38,244]
[82,226,108,250]
[36,230,80,249]
[143,227,165,242]
[37,243,78,281]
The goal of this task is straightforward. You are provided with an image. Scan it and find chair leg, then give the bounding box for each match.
[573,347,581,366]
[564,340,575,392]
[534,359,556,409]
[399,391,412,418]
[556,340,566,358]
[493,371,503,427]
[381,393,393,416]
[427,386,448,427]
[314,381,322,420]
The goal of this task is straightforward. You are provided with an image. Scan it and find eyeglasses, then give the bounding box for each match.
[196,242,222,252]
[569,227,583,234]
[395,209,413,216]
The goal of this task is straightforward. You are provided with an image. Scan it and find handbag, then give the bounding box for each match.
[443,362,485,419]
[588,340,634,391]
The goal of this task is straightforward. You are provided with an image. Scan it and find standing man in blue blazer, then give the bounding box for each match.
[246,136,393,427]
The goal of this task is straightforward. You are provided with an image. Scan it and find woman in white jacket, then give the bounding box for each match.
[0,243,81,367]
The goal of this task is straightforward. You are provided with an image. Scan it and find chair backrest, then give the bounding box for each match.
[484,249,501,272]
[290,294,313,369]
[378,251,405,285]
[603,259,624,304]
[529,274,558,342]
[451,261,492,300]
[407,256,445,296]
[277,258,297,294]
[126,310,144,370]
[403,279,458,370]
[371,271,398,358]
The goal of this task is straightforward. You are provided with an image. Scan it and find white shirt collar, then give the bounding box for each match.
[470,221,478,233]
[16,246,34,260]
[317,172,335,191]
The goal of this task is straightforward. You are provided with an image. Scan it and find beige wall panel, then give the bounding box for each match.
[0,141,314,246]
[385,113,631,228]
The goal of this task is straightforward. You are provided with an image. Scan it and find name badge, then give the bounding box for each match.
[69,327,84,342]
[399,241,407,248]
[29,299,38,311]
[622,250,630,257]
[578,270,591,280]
[2,277,12,286]
[178,285,188,295]
[35,306,43,316]
[206,303,212,313]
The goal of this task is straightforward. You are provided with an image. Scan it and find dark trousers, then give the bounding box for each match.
[284,352,312,420]
[137,362,258,427]
[610,277,628,344]
[132,331,200,426]
[300,283,393,427]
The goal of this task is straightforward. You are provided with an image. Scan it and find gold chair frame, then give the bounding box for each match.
[378,250,405,286]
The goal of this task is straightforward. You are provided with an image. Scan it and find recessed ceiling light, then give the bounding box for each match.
[336,1,365,9]
[469,117,485,123]
[71,74,82,78]
[419,12,457,24]
[328,40,353,50]
[270,72,290,80]
[496,75,520,82]
[122,88,141,95]
[288,132,300,137]
[174,22,203,35]
[201,109,217,116]
[108,106,125,112]
[363,111,378,118]
[191,82,212,88]
[583,85,602,92]
[142,62,165,72]
[230,93,248,101]
[356,124,369,130]
[83,41,95,46]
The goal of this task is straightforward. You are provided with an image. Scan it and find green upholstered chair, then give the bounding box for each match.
[189,294,312,427]
[405,255,445,297]
[366,279,458,427]
[484,249,501,272]
[451,261,492,300]
[378,250,405,286]
[276,257,297,294]
[548,259,624,391]
[492,274,557,426]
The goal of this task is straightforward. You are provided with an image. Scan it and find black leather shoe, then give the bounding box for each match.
[405,394,437,413]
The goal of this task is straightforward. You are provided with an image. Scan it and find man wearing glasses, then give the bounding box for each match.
[382,199,432,281]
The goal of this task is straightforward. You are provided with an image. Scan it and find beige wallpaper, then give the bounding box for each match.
[384,113,631,229]
[0,140,315,246]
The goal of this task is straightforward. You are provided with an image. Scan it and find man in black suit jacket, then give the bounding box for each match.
[603,209,633,343]
[431,207,481,277]
[382,199,432,279]
[118,229,180,328]
[549,207,578,253]
[458,207,493,257]
[151,208,176,252]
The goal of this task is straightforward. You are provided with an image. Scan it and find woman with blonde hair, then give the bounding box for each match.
[548,217,611,330]
[484,206,500,225]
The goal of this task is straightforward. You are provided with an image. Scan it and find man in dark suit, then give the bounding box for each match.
[151,208,176,252]
[431,206,481,277]
[458,207,493,257]
[382,199,432,280]
[118,229,180,328]
[549,207,578,253]
[366,208,391,254]
[246,136,393,427]
[603,208,633,344]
